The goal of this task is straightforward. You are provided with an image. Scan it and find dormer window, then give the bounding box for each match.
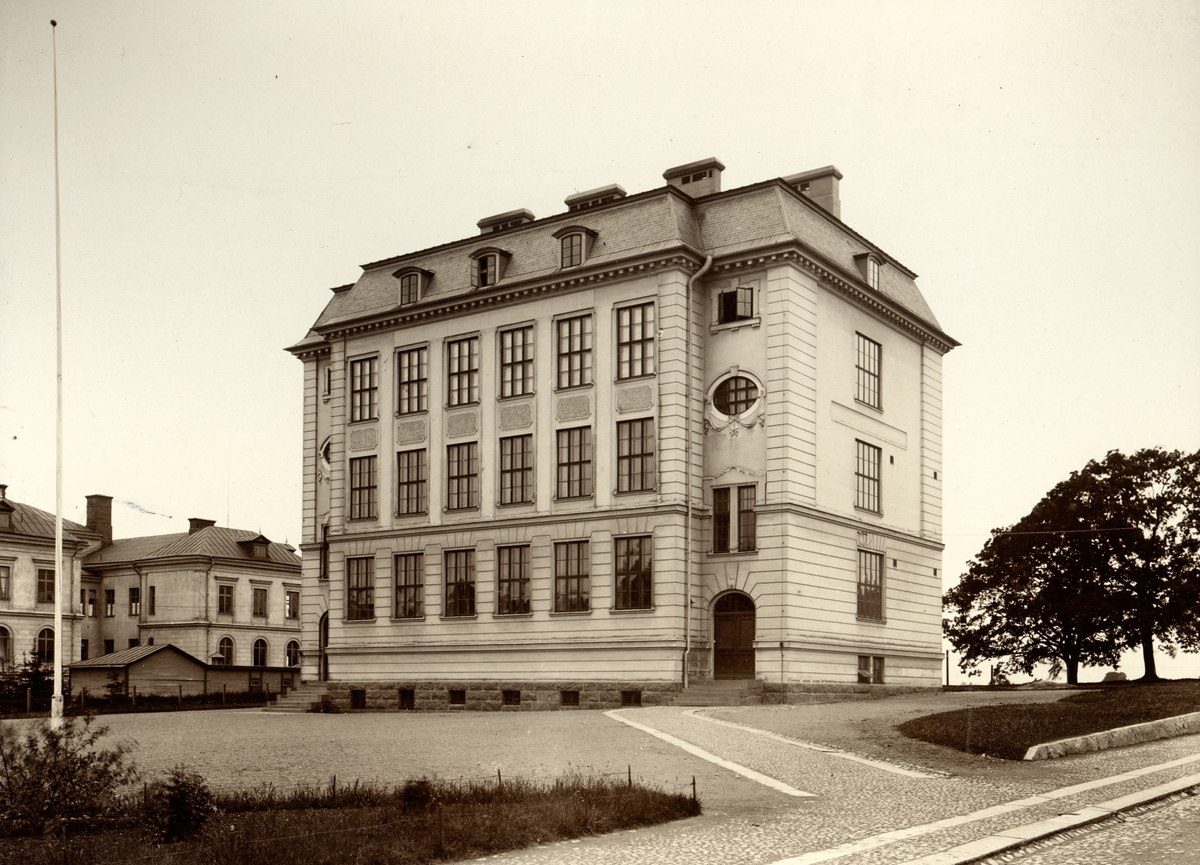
[0,512,9,531]
[469,247,511,289]
[238,534,273,561]
[854,253,884,291]
[552,225,599,270]
[392,267,432,306]
[252,543,268,559]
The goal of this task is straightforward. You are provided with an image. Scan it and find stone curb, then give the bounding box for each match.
[1023,710,1200,760]
[897,772,1200,865]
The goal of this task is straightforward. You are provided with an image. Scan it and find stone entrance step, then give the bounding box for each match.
[262,682,330,713]
[667,678,764,707]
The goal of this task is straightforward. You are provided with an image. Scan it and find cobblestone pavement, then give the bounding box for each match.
[999,792,1200,865]
[47,696,1200,865]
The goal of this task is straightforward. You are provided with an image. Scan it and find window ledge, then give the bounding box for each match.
[613,488,656,497]
[343,617,377,624]
[493,612,533,619]
[853,507,883,518]
[347,517,380,524]
[390,616,426,623]
[497,500,536,509]
[394,410,429,418]
[444,402,481,410]
[394,511,430,520]
[554,383,594,394]
[854,399,883,414]
[553,495,595,503]
[614,373,656,384]
[439,614,478,621]
[443,507,481,514]
[549,610,592,617]
[856,616,887,625]
[347,418,379,425]
[707,550,759,558]
[609,606,655,614]
[710,317,761,335]
[497,393,535,402]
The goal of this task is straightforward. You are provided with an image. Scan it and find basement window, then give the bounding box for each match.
[560,689,579,707]
[502,689,521,706]
[448,689,466,705]
[620,690,642,707]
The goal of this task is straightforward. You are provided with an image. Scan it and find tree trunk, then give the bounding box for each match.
[1066,659,1079,685]
[1140,631,1159,681]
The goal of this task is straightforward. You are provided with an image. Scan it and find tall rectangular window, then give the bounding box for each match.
[855,333,881,409]
[349,356,379,422]
[349,455,378,519]
[713,488,731,553]
[561,233,582,268]
[499,435,534,505]
[217,585,232,615]
[399,273,419,305]
[444,549,475,617]
[129,587,141,616]
[286,590,299,619]
[396,449,428,515]
[252,587,268,617]
[737,485,757,552]
[447,336,480,406]
[148,586,155,616]
[616,418,655,492]
[447,443,480,510]
[0,566,9,600]
[554,541,589,612]
[615,536,652,610]
[857,551,884,620]
[346,557,375,620]
[556,315,593,388]
[718,285,754,324]
[394,553,423,618]
[319,524,329,581]
[556,427,593,499]
[87,589,96,617]
[396,346,429,415]
[37,568,54,603]
[497,545,531,615]
[500,326,534,398]
[855,440,882,513]
[616,302,655,379]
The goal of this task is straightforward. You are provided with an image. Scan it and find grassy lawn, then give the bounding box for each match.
[0,773,701,864]
[897,680,1200,760]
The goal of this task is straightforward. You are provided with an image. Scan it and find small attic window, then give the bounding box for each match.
[393,267,433,306]
[552,225,599,270]
[0,513,9,530]
[868,258,880,290]
[252,542,268,559]
[853,253,884,291]
[469,247,510,289]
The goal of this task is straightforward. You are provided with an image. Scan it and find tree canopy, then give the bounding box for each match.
[945,448,1200,683]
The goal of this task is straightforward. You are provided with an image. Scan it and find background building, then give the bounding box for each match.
[288,159,958,709]
[0,488,301,672]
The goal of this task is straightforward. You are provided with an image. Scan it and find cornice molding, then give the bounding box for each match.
[709,245,958,353]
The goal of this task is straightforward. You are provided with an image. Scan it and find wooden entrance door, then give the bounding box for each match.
[713,593,756,679]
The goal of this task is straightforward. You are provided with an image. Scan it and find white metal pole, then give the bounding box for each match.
[50,19,65,729]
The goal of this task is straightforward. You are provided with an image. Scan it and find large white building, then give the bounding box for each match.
[288,159,957,710]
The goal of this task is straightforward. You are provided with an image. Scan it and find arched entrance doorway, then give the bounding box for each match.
[713,593,756,679]
[318,612,329,682]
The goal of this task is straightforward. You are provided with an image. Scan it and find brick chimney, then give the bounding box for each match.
[0,485,7,502]
[784,166,843,219]
[189,518,216,534]
[85,494,113,546]
[664,158,724,197]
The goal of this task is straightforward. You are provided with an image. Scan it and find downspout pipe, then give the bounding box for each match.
[683,254,713,691]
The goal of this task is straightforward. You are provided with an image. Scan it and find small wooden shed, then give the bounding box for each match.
[69,644,297,698]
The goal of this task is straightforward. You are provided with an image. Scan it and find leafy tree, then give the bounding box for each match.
[945,448,1200,683]
[1078,449,1200,680]
[945,465,1122,684]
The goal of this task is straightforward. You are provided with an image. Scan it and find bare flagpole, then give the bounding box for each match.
[50,19,65,730]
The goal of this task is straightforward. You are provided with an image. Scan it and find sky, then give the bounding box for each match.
[1,1,1197,682]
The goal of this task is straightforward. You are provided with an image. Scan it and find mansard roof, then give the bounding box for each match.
[290,172,952,349]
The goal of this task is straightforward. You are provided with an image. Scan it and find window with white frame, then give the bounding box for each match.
[0,565,9,600]
[497,545,531,615]
[554,541,589,612]
[500,435,533,505]
[616,418,655,493]
[855,440,882,513]
[349,455,378,519]
[447,336,480,406]
[396,449,428,515]
[349,356,379,422]
[857,550,884,620]
[252,587,268,618]
[396,346,429,414]
[855,333,881,409]
[712,485,757,553]
[394,553,423,618]
[399,272,420,305]
[346,557,374,620]
[712,376,759,416]
[500,326,534,397]
[37,568,54,604]
[556,427,593,499]
[560,233,582,268]
[286,590,299,619]
[129,587,141,616]
[717,285,754,324]
[444,549,476,617]
[614,536,652,610]
[447,442,480,510]
[556,315,593,388]
[616,302,655,379]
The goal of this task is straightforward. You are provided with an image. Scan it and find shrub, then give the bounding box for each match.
[146,767,215,842]
[0,716,136,836]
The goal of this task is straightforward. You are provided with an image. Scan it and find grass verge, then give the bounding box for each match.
[1,772,701,864]
[898,680,1200,760]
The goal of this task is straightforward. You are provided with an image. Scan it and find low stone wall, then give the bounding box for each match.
[1023,710,1200,760]
[324,680,682,712]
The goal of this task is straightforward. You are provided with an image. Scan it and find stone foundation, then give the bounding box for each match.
[324,680,682,712]
[762,681,938,705]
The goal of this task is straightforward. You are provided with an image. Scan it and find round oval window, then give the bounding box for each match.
[713,376,759,416]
